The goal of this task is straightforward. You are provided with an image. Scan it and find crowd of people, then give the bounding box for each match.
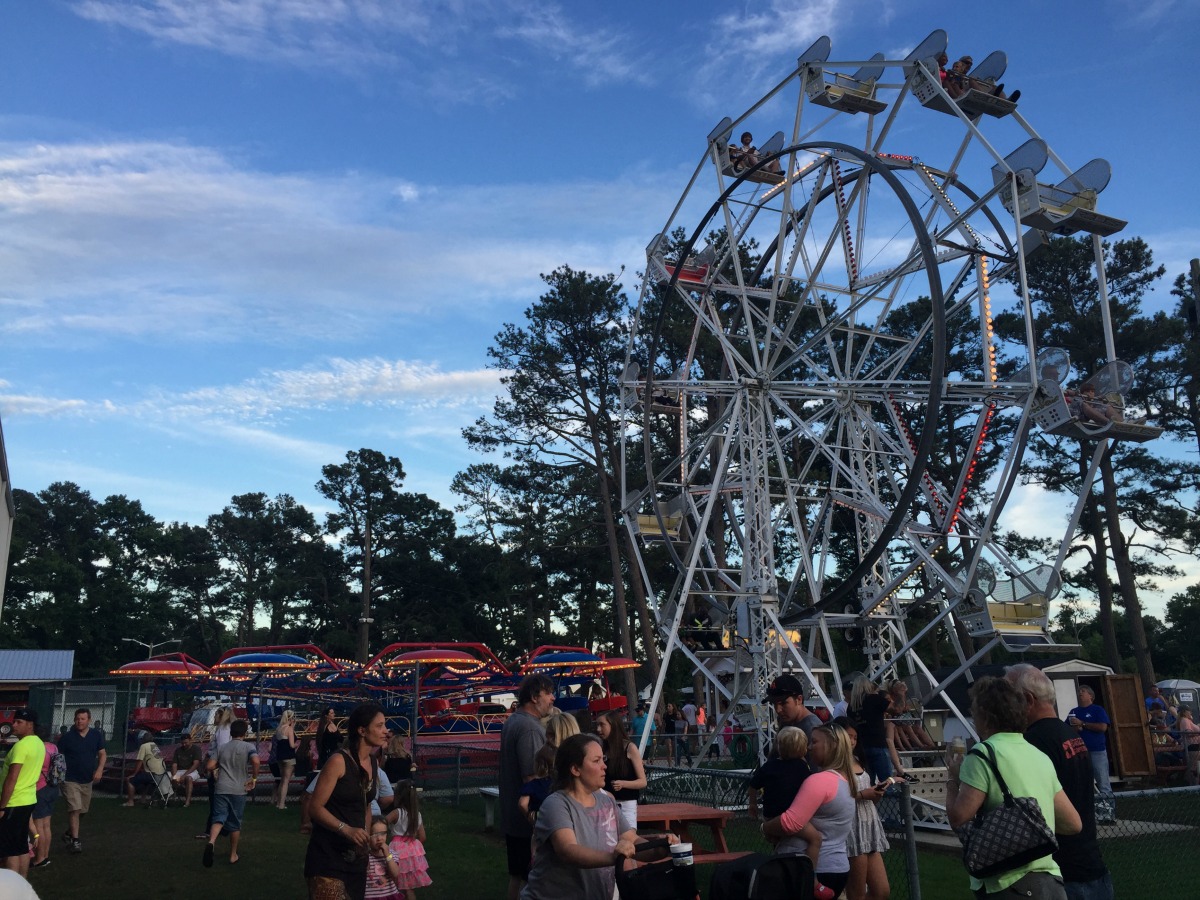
[6,667,1188,899]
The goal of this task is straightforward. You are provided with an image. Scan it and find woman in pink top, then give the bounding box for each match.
[31,726,58,868]
[762,723,857,897]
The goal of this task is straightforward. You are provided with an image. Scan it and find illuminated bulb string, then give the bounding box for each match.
[889,395,948,518]
[830,159,858,283]
[918,163,982,247]
[980,255,999,383]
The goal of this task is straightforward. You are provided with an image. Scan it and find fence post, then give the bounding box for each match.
[901,782,922,900]
[453,747,463,806]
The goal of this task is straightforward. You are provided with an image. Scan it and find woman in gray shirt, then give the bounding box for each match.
[522,734,676,900]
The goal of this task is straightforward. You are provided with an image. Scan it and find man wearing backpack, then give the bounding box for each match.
[30,725,61,869]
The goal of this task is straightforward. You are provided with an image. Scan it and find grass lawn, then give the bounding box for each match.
[29,793,508,900]
[27,792,970,900]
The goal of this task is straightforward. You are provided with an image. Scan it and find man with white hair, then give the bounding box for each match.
[1007,664,1113,900]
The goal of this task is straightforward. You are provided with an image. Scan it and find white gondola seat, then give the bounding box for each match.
[634,497,685,542]
[1032,360,1162,442]
[805,52,887,115]
[992,140,1127,237]
[663,245,716,286]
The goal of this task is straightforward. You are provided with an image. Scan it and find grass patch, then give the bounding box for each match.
[28,793,508,900]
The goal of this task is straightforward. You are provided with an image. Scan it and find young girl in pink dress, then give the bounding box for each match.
[388,782,431,899]
[365,816,403,900]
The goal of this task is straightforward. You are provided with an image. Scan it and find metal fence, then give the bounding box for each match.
[412,740,500,801]
[1104,785,1200,895]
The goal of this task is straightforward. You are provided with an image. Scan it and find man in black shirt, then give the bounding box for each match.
[1006,664,1113,900]
[747,673,822,818]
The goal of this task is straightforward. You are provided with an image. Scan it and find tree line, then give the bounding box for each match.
[2,235,1199,686]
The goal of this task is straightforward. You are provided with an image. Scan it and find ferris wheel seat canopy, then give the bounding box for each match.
[994,144,1124,237]
[804,53,888,116]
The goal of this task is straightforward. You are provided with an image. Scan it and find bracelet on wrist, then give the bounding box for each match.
[337,821,346,832]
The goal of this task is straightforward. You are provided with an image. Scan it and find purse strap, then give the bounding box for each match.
[967,741,1016,804]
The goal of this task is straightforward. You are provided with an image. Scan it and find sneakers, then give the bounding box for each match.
[60,832,72,847]
[32,859,51,869]
[70,839,82,854]
[203,842,214,868]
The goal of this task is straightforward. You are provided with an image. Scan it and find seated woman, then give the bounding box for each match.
[886,680,935,751]
[762,723,857,899]
[729,131,759,171]
[1067,383,1113,426]
[945,55,1020,103]
[521,733,676,900]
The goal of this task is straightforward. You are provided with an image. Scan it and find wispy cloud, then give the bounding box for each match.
[0,357,505,423]
[0,139,679,343]
[70,0,647,94]
[691,0,846,108]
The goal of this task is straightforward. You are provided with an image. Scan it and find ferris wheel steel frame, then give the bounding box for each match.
[622,33,1131,765]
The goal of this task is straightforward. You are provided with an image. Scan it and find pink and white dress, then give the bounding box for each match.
[390,809,431,890]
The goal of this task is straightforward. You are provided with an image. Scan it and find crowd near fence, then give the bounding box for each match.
[423,740,1200,899]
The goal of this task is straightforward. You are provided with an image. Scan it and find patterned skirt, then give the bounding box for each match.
[846,799,890,857]
[390,835,432,889]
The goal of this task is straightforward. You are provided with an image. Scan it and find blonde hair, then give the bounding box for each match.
[214,707,236,728]
[849,675,876,713]
[545,712,580,749]
[775,726,808,761]
[273,710,296,739]
[814,724,858,798]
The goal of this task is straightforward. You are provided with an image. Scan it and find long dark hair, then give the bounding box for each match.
[598,712,631,779]
[346,702,385,756]
[554,733,602,791]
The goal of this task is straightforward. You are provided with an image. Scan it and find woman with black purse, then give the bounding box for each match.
[946,677,1081,899]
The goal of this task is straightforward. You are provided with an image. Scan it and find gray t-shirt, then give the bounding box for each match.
[214,740,258,795]
[499,709,546,837]
[521,790,620,900]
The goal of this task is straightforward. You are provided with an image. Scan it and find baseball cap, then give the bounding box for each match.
[766,674,805,700]
[13,708,37,724]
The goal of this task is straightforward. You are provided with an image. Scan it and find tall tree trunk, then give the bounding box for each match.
[357,519,372,662]
[1083,491,1121,670]
[1099,452,1156,687]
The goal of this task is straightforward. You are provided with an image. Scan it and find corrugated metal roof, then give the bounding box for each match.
[0,650,75,682]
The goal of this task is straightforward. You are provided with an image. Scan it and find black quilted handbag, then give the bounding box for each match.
[957,742,1058,878]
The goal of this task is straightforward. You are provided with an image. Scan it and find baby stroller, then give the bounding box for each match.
[144,766,182,809]
[615,837,697,900]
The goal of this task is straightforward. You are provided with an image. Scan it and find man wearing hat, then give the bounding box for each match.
[0,709,46,878]
[747,674,822,818]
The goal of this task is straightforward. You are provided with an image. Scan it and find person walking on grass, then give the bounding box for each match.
[202,719,260,868]
[500,674,555,900]
[55,708,105,854]
[30,724,60,870]
[0,710,44,879]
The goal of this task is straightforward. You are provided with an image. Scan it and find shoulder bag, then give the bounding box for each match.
[956,741,1058,878]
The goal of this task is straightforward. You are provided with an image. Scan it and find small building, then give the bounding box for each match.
[0,649,75,742]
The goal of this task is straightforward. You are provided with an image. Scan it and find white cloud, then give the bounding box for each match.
[70,0,647,94]
[0,139,680,343]
[0,357,505,423]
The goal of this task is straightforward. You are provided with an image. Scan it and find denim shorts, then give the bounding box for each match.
[211,794,247,832]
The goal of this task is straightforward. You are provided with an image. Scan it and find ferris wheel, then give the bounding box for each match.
[620,31,1155,761]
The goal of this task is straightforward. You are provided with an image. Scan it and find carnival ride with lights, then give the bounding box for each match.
[110,643,639,745]
[620,30,1162,771]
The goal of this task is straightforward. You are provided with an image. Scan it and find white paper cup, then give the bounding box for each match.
[669,842,693,866]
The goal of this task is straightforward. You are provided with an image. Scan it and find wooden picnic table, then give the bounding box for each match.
[636,802,749,864]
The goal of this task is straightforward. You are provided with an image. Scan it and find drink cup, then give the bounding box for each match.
[669,842,693,866]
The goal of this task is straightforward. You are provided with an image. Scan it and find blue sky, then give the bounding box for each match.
[1,1,1197,612]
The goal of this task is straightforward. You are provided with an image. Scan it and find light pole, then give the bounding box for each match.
[120,637,181,659]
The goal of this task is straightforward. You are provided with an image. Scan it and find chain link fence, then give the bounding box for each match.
[1103,785,1200,895]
